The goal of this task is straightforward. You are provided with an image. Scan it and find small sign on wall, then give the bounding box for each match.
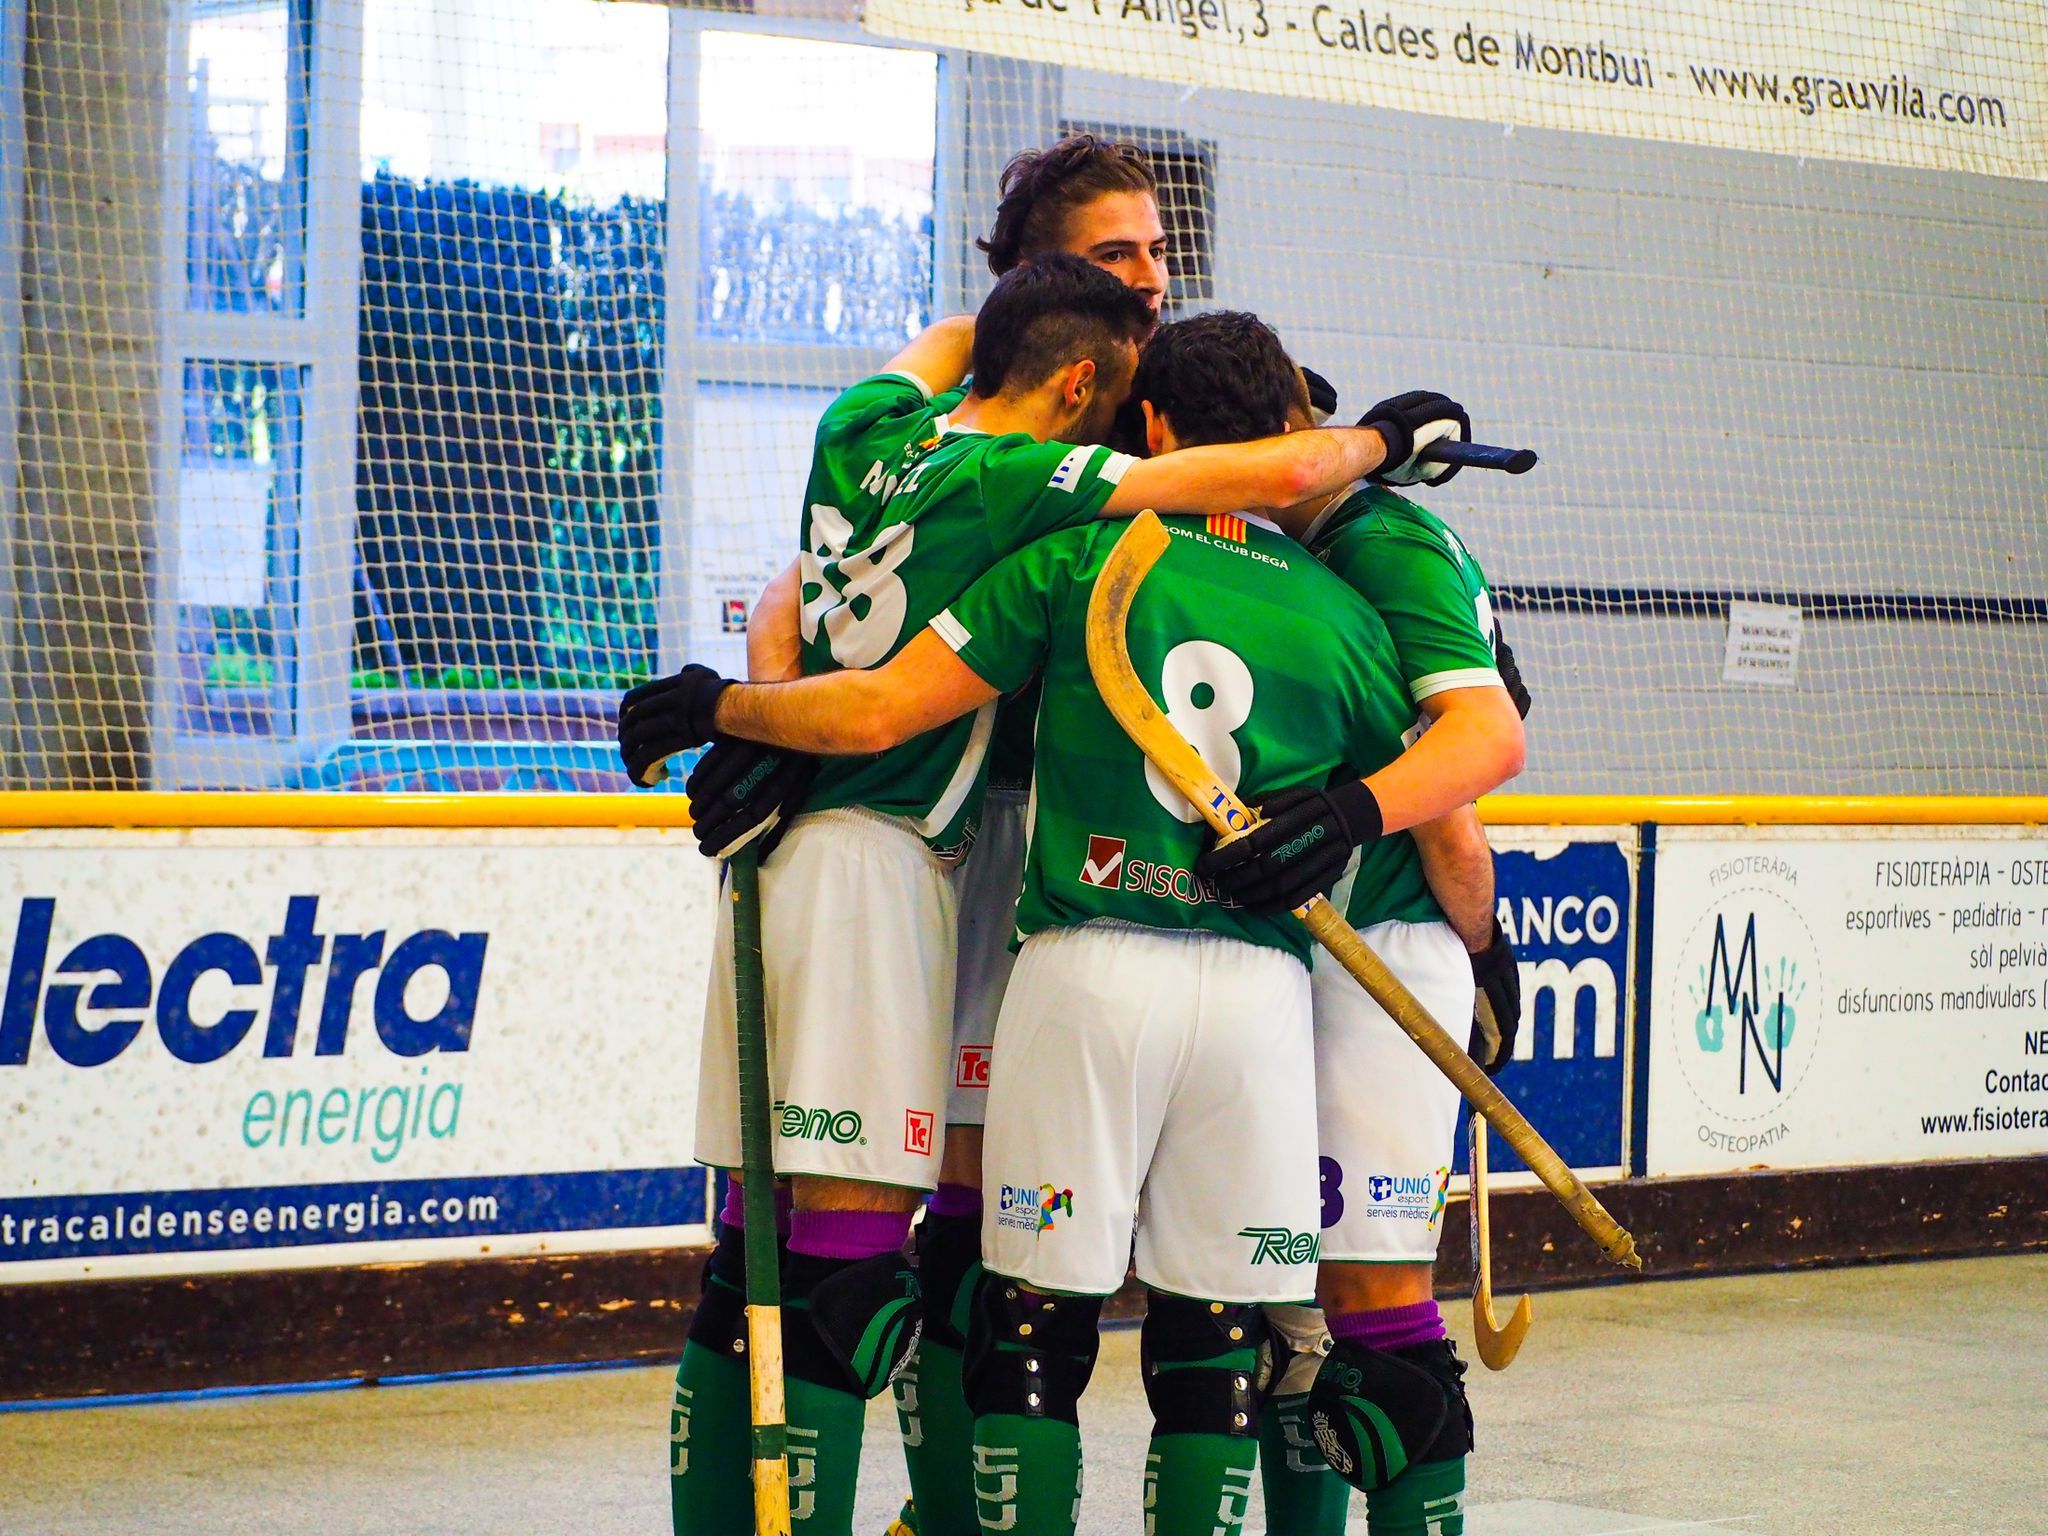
[1722,600,1802,687]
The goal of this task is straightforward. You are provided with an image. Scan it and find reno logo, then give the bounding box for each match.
[0,896,486,1068]
[775,1101,864,1145]
[1240,1225,1320,1265]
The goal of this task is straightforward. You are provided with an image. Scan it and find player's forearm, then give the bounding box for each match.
[714,673,902,756]
[885,314,975,398]
[1105,426,1389,518]
[746,560,804,683]
[714,629,1001,757]
[1413,807,1498,952]
[1362,696,1525,834]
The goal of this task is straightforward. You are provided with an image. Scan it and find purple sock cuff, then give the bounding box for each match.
[928,1181,983,1221]
[1330,1300,1446,1354]
[787,1208,914,1262]
[719,1177,792,1235]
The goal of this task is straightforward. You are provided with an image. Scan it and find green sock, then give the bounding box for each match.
[1143,1432,1258,1536]
[784,1373,870,1535]
[972,1413,1082,1536]
[1259,1393,1353,1535]
[897,1339,979,1535]
[1365,1456,1465,1536]
[670,1340,754,1536]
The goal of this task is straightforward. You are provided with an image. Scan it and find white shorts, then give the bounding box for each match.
[695,809,956,1189]
[1313,919,1474,1263]
[981,922,1321,1304]
[947,790,1027,1127]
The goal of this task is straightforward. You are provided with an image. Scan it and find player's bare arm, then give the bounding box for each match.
[1365,683,1526,830]
[746,558,803,683]
[711,628,999,757]
[1414,804,1524,1075]
[1199,682,1524,915]
[1411,806,1495,952]
[1103,424,1386,517]
[884,312,976,397]
[1104,387,1467,519]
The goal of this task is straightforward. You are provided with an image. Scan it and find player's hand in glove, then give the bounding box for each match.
[1196,780,1385,916]
[1494,623,1532,720]
[1467,921,1522,1075]
[616,663,736,788]
[685,738,819,861]
[1362,389,1470,487]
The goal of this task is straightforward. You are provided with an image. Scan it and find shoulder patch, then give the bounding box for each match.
[1047,444,1096,493]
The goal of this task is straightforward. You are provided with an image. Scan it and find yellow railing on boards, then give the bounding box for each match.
[0,791,2043,830]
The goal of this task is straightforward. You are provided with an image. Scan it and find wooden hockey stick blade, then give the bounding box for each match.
[1469,1114,1532,1370]
[747,1303,793,1536]
[730,851,794,1536]
[1085,512,1641,1272]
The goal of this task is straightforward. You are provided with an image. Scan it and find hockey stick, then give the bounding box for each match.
[1467,1112,1533,1369]
[1084,512,1640,1272]
[729,848,793,1536]
[1419,440,1538,475]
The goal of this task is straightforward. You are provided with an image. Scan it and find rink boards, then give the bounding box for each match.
[0,798,2044,1285]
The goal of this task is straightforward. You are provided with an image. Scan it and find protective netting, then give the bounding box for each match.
[2,0,2044,793]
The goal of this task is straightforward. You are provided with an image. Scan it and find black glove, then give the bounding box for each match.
[1361,390,1470,487]
[617,664,735,788]
[1468,921,1521,1076]
[1494,623,1532,720]
[1300,366,1339,426]
[686,738,820,861]
[1195,780,1384,916]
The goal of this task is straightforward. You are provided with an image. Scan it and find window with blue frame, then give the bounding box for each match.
[696,31,938,349]
[177,360,304,738]
[186,0,307,315]
[351,0,670,719]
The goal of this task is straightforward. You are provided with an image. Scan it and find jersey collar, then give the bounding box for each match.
[1299,480,1369,545]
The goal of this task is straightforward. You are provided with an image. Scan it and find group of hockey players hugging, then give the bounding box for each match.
[618,134,1534,1536]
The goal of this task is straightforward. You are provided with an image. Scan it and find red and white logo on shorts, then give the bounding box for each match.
[904,1110,935,1156]
[1080,834,1126,888]
[956,1045,992,1089]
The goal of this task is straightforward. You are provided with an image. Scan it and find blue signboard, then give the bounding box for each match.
[1456,836,1634,1177]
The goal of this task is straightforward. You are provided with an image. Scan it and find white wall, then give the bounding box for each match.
[1053,70,2048,793]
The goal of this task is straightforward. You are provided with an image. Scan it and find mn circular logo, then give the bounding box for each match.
[1672,888,1823,1125]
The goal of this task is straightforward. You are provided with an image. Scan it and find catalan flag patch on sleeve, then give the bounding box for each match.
[1206,513,1248,543]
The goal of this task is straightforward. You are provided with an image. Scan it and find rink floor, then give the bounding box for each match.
[4,1252,2043,1536]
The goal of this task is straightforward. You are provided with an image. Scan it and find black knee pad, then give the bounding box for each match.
[1304,1338,1452,1493]
[1140,1294,1269,1439]
[961,1276,1103,1426]
[1393,1336,1473,1463]
[916,1211,984,1351]
[685,1222,749,1358]
[781,1250,923,1400]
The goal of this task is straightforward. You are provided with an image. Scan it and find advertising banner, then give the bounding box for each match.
[0,829,717,1283]
[865,0,2048,182]
[1646,827,2048,1176]
[1459,826,1634,1184]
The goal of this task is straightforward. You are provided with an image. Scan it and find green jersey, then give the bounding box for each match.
[1306,483,1502,930]
[795,372,1137,852]
[1307,484,1503,703]
[934,512,1425,965]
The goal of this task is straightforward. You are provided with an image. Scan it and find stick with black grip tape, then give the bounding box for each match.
[1420,441,1539,475]
[730,847,793,1536]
